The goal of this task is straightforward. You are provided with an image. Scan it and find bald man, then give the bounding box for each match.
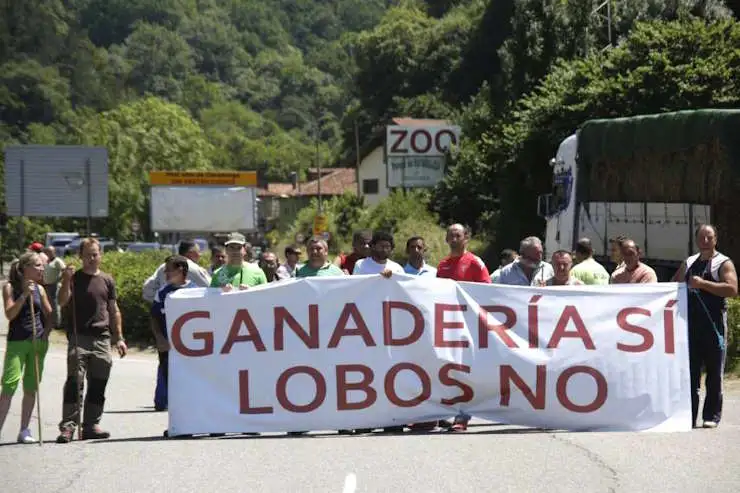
[436,224,491,284]
[422,224,490,433]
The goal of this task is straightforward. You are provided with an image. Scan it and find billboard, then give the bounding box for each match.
[4,145,109,217]
[149,171,257,232]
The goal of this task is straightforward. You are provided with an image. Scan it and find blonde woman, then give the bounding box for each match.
[0,252,52,443]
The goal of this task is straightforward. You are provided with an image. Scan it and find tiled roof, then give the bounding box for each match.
[392,117,450,126]
[257,168,356,198]
[299,168,356,196]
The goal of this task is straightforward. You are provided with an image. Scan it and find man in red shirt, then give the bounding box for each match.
[440,224,490,432]
[437,224,491,284]
[334,230,372,275]
[409,224,491,433]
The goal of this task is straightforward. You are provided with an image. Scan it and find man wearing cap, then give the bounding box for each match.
[276,245,303,280]
[211,232,267,290]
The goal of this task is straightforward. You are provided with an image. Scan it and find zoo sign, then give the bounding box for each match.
[385,125,461,157]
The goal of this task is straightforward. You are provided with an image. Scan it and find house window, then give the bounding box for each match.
[362,179,379,195]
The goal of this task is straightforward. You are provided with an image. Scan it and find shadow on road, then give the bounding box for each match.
[81,423,564,445]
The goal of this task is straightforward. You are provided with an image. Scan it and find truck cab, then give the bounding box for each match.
[538,133,711,281]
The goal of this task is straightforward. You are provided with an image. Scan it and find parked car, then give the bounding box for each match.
[61,237,121,256]
[126,242,161,253]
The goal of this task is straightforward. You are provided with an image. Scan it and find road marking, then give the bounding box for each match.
[342,473,357,493]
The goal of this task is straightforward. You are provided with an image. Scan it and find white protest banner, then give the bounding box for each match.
[164,276,691,435]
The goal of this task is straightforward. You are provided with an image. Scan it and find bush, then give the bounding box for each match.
[727,299,740,372]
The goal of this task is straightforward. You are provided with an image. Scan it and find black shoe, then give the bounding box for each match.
[56,428,74,443]
[338,429,353,435]
[81,425,111,440]
[355,428,374,434]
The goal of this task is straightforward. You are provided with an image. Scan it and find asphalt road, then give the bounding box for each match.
[1,306,740,492]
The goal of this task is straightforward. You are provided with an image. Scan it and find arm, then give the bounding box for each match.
[474,258,492,284]
[142,264,165,303]
[3,283,28,322]
[695,260,739,298]
[190,263,211,287]
[671,263,686,282]
[38,285,53,333]
[58,268,74,308]
[640,267,658,283]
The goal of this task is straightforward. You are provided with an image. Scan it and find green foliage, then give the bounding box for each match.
[728,299,740,372]
[436,19,740,251]
[77,97,214,238]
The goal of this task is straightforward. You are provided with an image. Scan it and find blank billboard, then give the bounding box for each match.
[150,186,256,232]
[4,145,108,217]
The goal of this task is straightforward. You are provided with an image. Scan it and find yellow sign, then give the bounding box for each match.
[313,214,328,235]
[149,171,257,186]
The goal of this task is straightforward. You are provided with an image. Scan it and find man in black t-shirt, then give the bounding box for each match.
[55,238,128,443]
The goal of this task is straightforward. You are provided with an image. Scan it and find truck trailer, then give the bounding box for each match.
[538,109,740,281]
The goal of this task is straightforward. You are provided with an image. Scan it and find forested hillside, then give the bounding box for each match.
[342,0,739,256]
[1,0,739,254]
[0,0,394,240]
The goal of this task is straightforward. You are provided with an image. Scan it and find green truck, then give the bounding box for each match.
[537,108,740,280]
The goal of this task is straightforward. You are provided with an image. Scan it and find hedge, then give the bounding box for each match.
[65,251,740,371]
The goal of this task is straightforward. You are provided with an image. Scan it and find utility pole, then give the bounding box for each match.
[315,123,322,212]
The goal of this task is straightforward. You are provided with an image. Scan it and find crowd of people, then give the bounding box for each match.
[0,223,736,443]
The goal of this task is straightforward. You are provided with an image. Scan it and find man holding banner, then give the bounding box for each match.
[672,224,738,429]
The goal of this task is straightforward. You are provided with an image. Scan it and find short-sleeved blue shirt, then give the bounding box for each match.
[151,281,195,338]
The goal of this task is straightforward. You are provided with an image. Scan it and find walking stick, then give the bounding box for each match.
[29,284,43,447]
[70,275,83,440]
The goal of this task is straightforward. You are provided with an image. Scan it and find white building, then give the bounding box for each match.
[355,118,454,206]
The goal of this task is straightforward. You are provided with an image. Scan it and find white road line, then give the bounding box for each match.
[342,473,357,493]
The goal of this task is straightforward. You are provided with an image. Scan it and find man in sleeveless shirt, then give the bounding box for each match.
[672,224,738,428]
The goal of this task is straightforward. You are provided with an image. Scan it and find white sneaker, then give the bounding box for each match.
[702,421,718,429]
[17,429,37,444]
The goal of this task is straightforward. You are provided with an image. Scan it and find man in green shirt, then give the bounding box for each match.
[297,238,345,277]
[571,237,610,285]
[211,232,267,291]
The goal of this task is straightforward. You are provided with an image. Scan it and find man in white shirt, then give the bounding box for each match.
[353,231,405,276]
[276,244,304,280]
[142,239,211,303]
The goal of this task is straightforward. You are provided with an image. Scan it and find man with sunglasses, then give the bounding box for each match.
[494,236,554,286]
[210,232,267,291]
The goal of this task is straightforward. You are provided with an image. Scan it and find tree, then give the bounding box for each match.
[77,97,214,237]
[439,19,740,254]
[0,60,71,135]
[123,22,195,101]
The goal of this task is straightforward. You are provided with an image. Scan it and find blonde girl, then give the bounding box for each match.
[0,252,52,443]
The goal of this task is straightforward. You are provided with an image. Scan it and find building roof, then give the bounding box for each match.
[257,167,356,198]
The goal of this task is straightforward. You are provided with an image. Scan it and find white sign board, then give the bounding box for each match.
[151,186,256,232]
[387,156,446,188]
[386,125,461,157]
[164,277,691,436]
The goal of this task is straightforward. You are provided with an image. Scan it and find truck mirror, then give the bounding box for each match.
[537,194,551,218]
